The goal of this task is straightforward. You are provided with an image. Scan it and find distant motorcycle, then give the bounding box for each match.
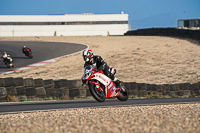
[24,49,33,59]
[4,56,14,68]
[81,65,128,102]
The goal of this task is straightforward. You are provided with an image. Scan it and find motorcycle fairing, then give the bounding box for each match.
[92,72,110,86]
[91,73,120,98]
[106,81,120,98]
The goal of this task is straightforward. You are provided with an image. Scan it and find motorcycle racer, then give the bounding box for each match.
[82,49,121,86]
[2,52,11,62]
[22,46,32,54]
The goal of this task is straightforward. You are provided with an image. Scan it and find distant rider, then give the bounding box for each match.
[2,52,12,62]
[82,49,121,86]
[22,46,32,55]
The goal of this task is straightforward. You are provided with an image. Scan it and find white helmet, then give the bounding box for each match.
[82,49,93,62]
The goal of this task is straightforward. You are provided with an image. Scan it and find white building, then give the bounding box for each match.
[0,12,129,37]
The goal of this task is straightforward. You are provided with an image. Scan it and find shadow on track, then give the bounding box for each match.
[12,57,29,59]
[0,66,8,69]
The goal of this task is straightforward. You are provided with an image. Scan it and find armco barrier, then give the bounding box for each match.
[124,28,200,41]
[0,77,200,102]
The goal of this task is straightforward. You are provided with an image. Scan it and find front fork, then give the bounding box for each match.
[90,81,104,92]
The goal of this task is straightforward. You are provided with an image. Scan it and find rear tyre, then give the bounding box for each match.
[89,83,105,102]
[117,82,128,101]
[29,54,33,59]
[28,52,33,59]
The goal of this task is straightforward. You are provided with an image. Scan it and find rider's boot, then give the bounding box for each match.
[113,77,121,87]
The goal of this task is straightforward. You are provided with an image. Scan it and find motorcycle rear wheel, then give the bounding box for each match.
[89,83,105,102]
[27,52,33,59]
[29,54,33,59]
[117,83,129,101]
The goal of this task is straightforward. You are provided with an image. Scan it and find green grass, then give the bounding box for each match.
[6,94,195,102]
[19,97,55,102]
[129,95,138,99]
[11,70,25,74]
[17,96,95,102]
[128,94,187,99]
[34,71,47,75]
[144,94,161,98]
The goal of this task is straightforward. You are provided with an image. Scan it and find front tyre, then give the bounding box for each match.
[5,62,10,68]
[6,65,10,68]
[89,83,105,102]
[117,82,128,101]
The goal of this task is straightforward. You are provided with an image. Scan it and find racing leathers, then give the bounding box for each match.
[22,47,31,55]
[84,55,119,85]
[3,54,12,63]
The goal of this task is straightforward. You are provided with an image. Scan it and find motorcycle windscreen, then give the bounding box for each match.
[81,65,94,80]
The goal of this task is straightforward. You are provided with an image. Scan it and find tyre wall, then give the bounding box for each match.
[124,28,200,41]
[0,77,200,102]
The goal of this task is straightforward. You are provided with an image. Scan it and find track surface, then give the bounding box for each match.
[0,97,199,114]
[0,41,87,73]
[1,41,199,114]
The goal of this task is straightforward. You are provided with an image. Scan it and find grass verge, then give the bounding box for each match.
[5,94,197,102]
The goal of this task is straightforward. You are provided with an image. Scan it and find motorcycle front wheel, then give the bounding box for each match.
[5,62,10,68]
[6,64,10,68]
[89,83,105,102]
[11,63,14,67]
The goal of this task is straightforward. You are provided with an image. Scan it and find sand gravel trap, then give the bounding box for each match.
[1,36,200,84]
[0,103,200,133]
[1,36,200,133]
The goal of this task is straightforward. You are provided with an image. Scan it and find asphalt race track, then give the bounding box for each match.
[0,41,87,73]
[0,97,200,114]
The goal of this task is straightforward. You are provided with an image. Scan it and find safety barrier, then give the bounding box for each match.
[124,82,200,97]
[0,77,200,102]
[124,28,200,41]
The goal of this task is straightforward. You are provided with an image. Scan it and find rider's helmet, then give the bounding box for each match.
[23,46,27,48]
[3,52,8,59]
[82,49,93,62]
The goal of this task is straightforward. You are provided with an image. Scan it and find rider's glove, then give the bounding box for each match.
[94,67,99,72]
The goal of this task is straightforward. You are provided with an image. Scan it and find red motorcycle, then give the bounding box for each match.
[81,65,128,102]
[24,49,33,59]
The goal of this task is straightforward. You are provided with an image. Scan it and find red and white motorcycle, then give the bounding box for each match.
[81,65,128,102]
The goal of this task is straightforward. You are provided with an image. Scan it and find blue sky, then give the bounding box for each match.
[0,0,199,30]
